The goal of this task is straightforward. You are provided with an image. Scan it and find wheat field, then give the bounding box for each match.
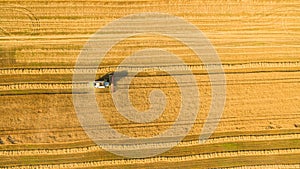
[0,0,300,168]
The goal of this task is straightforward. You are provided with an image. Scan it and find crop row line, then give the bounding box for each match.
[1,133,300,156]
[1,61,300,75]
[1,148,300,168]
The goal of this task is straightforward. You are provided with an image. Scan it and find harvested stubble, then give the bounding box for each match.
[0,0,300,168]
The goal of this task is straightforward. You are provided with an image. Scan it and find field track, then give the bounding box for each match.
[1,0,300,168]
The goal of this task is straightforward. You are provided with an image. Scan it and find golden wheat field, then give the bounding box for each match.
[1,0,300,168]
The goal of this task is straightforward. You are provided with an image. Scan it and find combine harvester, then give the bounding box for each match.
[92,72,114,92]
